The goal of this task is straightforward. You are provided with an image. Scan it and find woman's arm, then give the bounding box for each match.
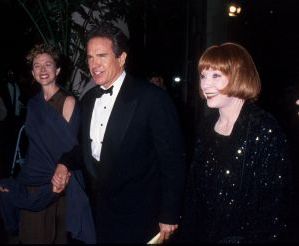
[62,96,76,122]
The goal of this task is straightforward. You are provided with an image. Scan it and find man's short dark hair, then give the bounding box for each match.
[86,23,129,57]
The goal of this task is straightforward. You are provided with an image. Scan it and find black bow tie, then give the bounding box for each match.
[95,86,113,98]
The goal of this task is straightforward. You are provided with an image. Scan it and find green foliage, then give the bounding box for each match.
[17,0,131,93]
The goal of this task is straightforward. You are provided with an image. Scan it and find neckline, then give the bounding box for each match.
[45,87,60,102]
[212,101,253,138]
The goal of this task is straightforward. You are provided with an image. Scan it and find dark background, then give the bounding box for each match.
[1,0,298,105]
[1,0,299,243]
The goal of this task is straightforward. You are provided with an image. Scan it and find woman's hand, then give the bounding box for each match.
[51,164,71,193]
[0,186,9,192]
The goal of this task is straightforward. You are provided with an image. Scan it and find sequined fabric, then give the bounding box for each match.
[180,102,290,243]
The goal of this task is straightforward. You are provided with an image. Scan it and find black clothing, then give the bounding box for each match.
[19,88,68,244]
[180,103,290,243]
[95,85,114,98]
[60,74,185,243]
[48,88,70,115]
[0,88,95,244]
[275,84,299,241]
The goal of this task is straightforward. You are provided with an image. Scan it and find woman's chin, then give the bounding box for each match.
[206,101,218,109]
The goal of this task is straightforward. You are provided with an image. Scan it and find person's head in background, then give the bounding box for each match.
[148,71,166,89]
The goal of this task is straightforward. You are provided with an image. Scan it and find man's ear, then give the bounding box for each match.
[118,52,127,68]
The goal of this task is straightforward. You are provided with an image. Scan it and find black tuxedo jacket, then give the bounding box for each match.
[62,74,185,243]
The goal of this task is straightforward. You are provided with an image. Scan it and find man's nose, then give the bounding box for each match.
[89,59,101,69]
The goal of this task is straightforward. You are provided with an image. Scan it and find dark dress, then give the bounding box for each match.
[19,89,68,244]
[0,88,96,244]
[179,102,290,243]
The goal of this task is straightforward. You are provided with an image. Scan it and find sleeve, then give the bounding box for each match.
[148,89,186,224]
[59,144,83,170]
[178,137,204,243]
[252,120,291,242]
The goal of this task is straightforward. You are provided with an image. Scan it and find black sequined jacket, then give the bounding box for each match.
[180,102,291,243]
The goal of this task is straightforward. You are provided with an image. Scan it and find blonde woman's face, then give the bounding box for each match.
[32,53,60,86]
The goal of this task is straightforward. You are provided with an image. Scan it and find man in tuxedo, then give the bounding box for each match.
[52,23,185,243]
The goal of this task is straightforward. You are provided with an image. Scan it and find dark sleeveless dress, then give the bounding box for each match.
[19,89,70,244]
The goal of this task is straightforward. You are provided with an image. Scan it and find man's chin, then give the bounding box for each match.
[94,80,105,86]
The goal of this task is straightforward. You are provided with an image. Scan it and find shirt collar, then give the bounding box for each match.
[100,71,126,96]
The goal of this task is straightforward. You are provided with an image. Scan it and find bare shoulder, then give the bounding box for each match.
[64,96,76,108]
[63,96,76,122]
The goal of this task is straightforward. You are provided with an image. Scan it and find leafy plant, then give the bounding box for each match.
[17,0,131,96]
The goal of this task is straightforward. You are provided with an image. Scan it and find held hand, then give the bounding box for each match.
[296,100,299,116]
[51,164,71,193]
[158,223,178,243]
[0,186,9,192]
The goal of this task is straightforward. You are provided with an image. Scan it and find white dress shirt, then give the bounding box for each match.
[90,71,126,161]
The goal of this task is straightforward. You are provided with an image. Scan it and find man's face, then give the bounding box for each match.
[87,37,126,89]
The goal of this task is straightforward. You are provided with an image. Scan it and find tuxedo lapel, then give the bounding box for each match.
[101,76,137,160]
[82,88,97,143]
[81,87,98,176]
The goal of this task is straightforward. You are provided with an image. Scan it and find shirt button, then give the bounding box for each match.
[100,124,103,126]
[104,106,106,109]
